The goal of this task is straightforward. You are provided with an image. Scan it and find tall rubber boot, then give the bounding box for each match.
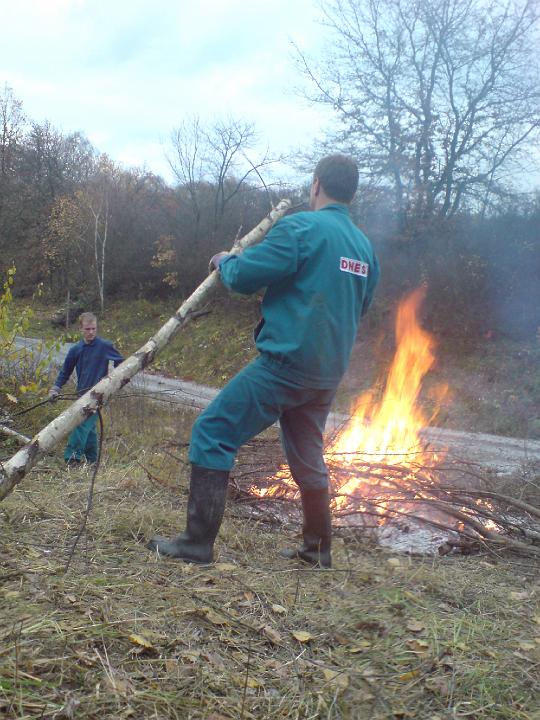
[281,487,332,568]
[147,464,229,564]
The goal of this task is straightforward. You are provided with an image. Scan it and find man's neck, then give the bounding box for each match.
[312,184,347,211]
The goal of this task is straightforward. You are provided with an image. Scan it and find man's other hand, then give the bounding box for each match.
[48,387,60,402]
[208,252,230,274]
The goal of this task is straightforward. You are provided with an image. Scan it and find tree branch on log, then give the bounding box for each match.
[0,199,292,501]
[1,425,31,445]
[440,487,540,521]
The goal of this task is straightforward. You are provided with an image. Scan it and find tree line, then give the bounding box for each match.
[0,85,287,311]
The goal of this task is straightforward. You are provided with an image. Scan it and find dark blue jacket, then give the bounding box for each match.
[219,204,379,388]
[54,337,124,395]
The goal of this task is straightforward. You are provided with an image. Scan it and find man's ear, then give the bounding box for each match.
[312,176,321,196]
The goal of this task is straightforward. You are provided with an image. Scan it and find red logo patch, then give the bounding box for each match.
[339,257,369,277]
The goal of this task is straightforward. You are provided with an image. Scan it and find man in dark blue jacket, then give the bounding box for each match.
[49,312,123,465]
[148,154,379,568]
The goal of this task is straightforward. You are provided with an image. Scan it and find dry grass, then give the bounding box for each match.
[1,397,540,719]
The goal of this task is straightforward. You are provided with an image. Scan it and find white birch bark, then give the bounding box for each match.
[0,425,31,444]
[0,199,292,501]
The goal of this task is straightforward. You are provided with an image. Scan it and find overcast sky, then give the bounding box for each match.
[0,0,334,184]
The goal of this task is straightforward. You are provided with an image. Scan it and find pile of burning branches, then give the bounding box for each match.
[231,437,540,560]
[226,286,540,561]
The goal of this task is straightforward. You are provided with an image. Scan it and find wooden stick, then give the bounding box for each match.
[0,425,31,444]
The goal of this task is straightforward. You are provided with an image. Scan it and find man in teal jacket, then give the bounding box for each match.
[148,154,379,567]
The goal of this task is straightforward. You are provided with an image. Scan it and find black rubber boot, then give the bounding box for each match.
[281,487,332,568]
[147,464,229,564]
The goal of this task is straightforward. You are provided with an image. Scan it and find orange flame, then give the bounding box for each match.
[249,288,504,546]
[326,285,447,508]
[330,286,442,461]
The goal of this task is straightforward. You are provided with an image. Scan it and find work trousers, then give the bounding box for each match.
[188,358,336,490]
[64,414,99,464]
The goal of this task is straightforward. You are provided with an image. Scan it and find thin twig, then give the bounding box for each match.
[63,410,104,574]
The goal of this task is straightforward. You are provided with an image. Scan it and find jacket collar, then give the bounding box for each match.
[319,203,350,215]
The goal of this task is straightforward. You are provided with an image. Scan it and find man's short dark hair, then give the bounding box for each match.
[314,154,359,204]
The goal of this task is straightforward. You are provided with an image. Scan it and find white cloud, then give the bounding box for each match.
[0,0,331,183]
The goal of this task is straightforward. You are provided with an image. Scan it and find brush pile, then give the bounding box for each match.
[231,437,540,560]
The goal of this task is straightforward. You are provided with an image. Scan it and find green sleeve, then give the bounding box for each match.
[219,220,299,295]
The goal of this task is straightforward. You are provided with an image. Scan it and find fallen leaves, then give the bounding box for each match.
[398,669,420,682]
[204,609,230,626]
[260,624,283,645]
[231,673,264,688]
[56,692,81,719]
[291,630,314,643]
[179,650,201,664]
[103,673,134,698]
[128,633,156,655]
[406,620,425,633]
[194,606,231,626]
[348,640,372,653]
[322,668,350,690]
[407,638,430,653]
[517,640,536,651]
[424,676,451,696]
[214,563,237,572]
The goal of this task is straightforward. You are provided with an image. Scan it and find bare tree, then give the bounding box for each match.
[297,0,540,223]
[205,117,261,231]
[0,85,25,180]
[78,155,117,312]
[166,116,281,292]
[0,85,26,254]
[168,115,205,237]
[168,115,276,237]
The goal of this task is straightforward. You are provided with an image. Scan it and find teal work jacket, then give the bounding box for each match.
[219,203,380,388]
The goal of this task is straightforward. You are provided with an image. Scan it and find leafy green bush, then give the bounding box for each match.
[0,266,60,401]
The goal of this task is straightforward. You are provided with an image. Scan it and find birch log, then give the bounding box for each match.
[0,425,31,444]
[0,199,292,501]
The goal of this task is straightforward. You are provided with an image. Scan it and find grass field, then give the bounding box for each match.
[2,292,540,718]
[1,396,540,719]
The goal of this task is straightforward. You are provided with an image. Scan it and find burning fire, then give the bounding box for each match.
[327,285,447,506]
[254,286,448,509]
[329,286,438,463]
